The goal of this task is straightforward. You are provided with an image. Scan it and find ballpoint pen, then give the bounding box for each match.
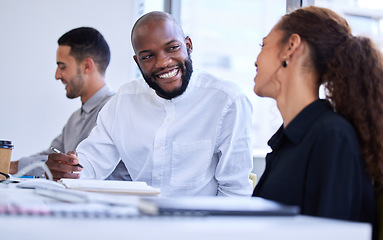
[50,147,83,168]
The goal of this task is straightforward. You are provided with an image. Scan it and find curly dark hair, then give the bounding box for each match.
[277,6,383,190]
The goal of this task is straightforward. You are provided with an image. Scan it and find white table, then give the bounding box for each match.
[0,186,372,240]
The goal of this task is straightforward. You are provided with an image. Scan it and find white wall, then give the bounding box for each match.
[0,0,140,161]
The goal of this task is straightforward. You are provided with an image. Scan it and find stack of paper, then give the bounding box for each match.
[58,179,161,195]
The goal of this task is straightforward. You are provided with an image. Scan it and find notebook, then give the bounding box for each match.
[140,196,300,216]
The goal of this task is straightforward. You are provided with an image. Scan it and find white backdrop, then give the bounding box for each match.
[0,0,140,161]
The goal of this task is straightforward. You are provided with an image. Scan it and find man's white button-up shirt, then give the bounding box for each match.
[78,70,254,197]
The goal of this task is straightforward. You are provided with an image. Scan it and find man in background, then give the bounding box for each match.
[10,27,130,180]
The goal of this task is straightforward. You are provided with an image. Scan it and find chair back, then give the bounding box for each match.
[249,173,257,190]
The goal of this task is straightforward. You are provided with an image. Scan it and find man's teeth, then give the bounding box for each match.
[159,69,178,79]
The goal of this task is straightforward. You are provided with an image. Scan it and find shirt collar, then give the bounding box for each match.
[269,99,332,149]
[82,85,114,114]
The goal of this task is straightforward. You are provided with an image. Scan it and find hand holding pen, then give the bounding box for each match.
[46,147,83,180]
[50,147,83,168]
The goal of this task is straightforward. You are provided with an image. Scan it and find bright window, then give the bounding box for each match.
[316,0,383,51]
[179,0,285,156]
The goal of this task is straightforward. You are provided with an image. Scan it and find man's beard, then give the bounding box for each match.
[141,54,193,100]
[66,68,84,99]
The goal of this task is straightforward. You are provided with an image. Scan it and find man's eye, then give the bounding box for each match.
[169,45,180,51]
[259,43,264,48]
[141,55,152,60]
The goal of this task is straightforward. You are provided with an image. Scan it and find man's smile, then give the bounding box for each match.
[156,68,180,80]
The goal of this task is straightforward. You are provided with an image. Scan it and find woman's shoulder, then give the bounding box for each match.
[318,108,355,134]
[310,108,360,150]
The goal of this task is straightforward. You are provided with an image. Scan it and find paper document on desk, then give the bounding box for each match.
[0,188,142,218]
[58,179,161,195]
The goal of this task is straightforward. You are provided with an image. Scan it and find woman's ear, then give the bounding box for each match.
[280,33,304,68]
[284,33,302,57]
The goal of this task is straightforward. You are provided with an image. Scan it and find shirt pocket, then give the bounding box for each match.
[170,140,213,187]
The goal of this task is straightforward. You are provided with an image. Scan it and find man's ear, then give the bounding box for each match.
[185,36,193,54]
[133,55,143,73]
[133,55,139,66]
[82,58,95,74]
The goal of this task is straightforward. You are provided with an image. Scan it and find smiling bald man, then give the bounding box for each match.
[46,11,254,197]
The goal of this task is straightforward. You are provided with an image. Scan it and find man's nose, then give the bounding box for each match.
[155,53,171,69]
[55,68,61,80]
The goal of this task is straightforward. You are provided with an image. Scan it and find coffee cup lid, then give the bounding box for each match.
[0,140,14,149]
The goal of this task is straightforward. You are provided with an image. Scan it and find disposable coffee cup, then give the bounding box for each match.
[0,140,14,180]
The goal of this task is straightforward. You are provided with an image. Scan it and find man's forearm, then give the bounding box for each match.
[9,161,18,174]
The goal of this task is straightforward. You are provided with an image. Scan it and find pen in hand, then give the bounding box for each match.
[50,147,83,168]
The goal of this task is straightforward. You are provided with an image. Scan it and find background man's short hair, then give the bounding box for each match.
[58,27,110,75]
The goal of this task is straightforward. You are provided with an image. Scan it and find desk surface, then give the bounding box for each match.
[0,186,372,240]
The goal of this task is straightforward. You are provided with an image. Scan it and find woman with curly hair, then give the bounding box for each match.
[252,5,383,226]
